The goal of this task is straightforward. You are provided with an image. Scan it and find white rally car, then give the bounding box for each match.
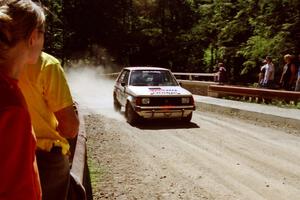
[113,67,195,124]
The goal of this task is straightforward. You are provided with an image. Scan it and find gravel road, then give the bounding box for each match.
[85,110,300,200]
[66,68,300,200]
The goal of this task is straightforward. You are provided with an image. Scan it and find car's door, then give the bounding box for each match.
[115,69,130,106]
[120,70,130,105]
[115,70,126,104]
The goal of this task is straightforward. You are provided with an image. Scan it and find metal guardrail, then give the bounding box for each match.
[68,107,91,200]
[177,78,300,104]
[173,72,216,81]
[208,85,300,102]
[98,72,119,76]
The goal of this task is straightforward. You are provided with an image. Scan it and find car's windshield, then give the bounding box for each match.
[129,70,178,86]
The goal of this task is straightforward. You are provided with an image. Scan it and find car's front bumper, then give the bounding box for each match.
[134,105,195,119]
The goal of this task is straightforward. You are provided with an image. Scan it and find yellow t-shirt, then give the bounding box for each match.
[19,52,74,155]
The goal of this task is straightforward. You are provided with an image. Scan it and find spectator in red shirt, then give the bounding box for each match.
[0,0,45,199]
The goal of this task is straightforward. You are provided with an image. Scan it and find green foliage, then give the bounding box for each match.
[40,0,63,58]
[42,0,300,83]
[203,47,212,68]
[241,60,256,75]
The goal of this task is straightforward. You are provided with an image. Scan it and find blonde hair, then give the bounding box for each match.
[284,54,292,62]
[0,0,45,62]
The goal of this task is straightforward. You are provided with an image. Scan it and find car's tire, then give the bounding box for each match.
[182,112,192,122]
[113,93,121,112]
[125,102,139,124]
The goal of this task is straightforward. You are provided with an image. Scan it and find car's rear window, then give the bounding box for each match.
[129,70,178,86]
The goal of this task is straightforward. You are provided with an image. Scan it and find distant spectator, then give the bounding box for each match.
[280,54,297,91]
[262,56,275,89]
[213,65,219,82]
[217,62,227,85]
[258,59,267,87]
[295,54,300,91]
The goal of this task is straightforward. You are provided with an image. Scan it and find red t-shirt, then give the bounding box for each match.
[0,73,41,200]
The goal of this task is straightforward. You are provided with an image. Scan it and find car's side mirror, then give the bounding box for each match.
[121,82,126,87]
[179,82,182,86]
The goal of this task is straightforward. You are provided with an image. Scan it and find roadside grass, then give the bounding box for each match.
[87,157,104,186]
[86,139,109,193]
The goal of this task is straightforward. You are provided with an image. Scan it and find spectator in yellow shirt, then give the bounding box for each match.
[19,51,79,200]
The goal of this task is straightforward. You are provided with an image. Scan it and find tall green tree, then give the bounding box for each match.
[40,0,300,84]
[40,0,63,59]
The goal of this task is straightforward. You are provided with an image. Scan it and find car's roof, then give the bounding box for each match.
[124,66,170,71]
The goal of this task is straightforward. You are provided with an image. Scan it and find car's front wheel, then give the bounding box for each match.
[125,102,139,124]
[113,93,121,112]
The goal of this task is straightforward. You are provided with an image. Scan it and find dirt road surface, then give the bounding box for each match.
[66,68,300,199]
[85,110,300,200]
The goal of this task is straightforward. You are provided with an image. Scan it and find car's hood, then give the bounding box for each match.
[127,86,192,96]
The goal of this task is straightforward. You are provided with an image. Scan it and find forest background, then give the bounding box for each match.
[40,0,300,84]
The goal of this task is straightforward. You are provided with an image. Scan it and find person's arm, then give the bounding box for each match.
[280,65,286,84]
[54,104,79,138]
[42,59,79,138]
[289,63,297,84]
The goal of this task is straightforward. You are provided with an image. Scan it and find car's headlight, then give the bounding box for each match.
[181,97,190,104]
[141,98,150,105]
[135,97,150,105]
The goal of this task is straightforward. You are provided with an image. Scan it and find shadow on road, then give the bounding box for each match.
[134,119,200,130]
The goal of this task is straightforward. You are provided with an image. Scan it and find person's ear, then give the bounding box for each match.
[28,29,39,47]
